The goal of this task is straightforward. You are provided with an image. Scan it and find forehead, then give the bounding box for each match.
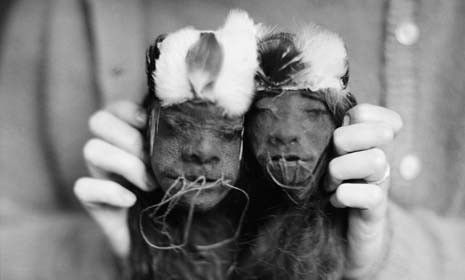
[253,90,327,110]
[160,100,243,127]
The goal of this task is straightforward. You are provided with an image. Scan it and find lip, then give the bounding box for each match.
[184,175,220,183]
[162,171,224,183]
[270,154,312,162]
[266,158,314,187]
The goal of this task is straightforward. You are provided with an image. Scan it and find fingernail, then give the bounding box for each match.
[342,114,350,126]
[330,194,344,208]
[135,110,147,126]
[145,174,156,191]
[121,192,136,206]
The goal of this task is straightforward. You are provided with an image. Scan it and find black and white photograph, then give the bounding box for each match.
[1,0,464,279]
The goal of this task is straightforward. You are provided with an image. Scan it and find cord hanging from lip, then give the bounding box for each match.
[139,176,250,251]
[265,140,332,202]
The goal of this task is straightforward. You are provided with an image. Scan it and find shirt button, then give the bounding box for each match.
[395,21,420,46]
[399,154,422,181]
[110,66,125,77]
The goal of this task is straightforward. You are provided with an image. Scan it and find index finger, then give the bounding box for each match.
[345,103,403,134]
[74,177,136,208]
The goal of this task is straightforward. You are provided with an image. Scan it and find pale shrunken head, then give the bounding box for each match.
[144,10,258,210]
[248,27,356,199]
[147,99,244,210]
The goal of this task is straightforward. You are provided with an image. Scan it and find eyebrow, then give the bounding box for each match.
[161,111,243,130]
[298,90,326,102]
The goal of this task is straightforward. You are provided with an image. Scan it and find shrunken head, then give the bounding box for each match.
[247,27,356,198]
[144,10,258,210]
[247,90,336,192]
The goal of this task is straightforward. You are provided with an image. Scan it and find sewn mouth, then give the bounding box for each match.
[184,175,219,183]
[163,171,223,183]
[271,154,302,162]
[266,157,313,187]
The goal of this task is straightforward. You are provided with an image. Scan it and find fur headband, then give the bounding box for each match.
[256,23,350,94]
[150,10,259,117]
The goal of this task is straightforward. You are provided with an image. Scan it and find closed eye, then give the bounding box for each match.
[161,117,192,132]
[221,128,243,141]
[305,108,329,118]
[253,106,276,115]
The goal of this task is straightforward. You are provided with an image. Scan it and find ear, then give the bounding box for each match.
[341,65,349,89]
[146,34,167,94]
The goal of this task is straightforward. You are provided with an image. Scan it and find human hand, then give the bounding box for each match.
[327,104,403,279]
[74,100,154,258]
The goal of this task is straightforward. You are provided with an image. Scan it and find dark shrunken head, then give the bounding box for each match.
[246,32,356,199]
[246,90,336,196]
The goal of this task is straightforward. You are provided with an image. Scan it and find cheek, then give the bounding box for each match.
[150,132,183,173]
[222,154,240,178]
[246,114,274,156]
[301,115,335,153]
[215,138,242,176]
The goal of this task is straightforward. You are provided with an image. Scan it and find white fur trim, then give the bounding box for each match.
[213,10,258,116]
[153,10,258,116]
[154,28,199,107]
[292,23,348,92]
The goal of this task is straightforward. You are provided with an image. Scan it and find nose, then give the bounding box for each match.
[268,124,300,146]
[182,136,220,165]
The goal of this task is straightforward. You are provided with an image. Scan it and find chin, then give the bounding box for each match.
[181,182,231,211]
